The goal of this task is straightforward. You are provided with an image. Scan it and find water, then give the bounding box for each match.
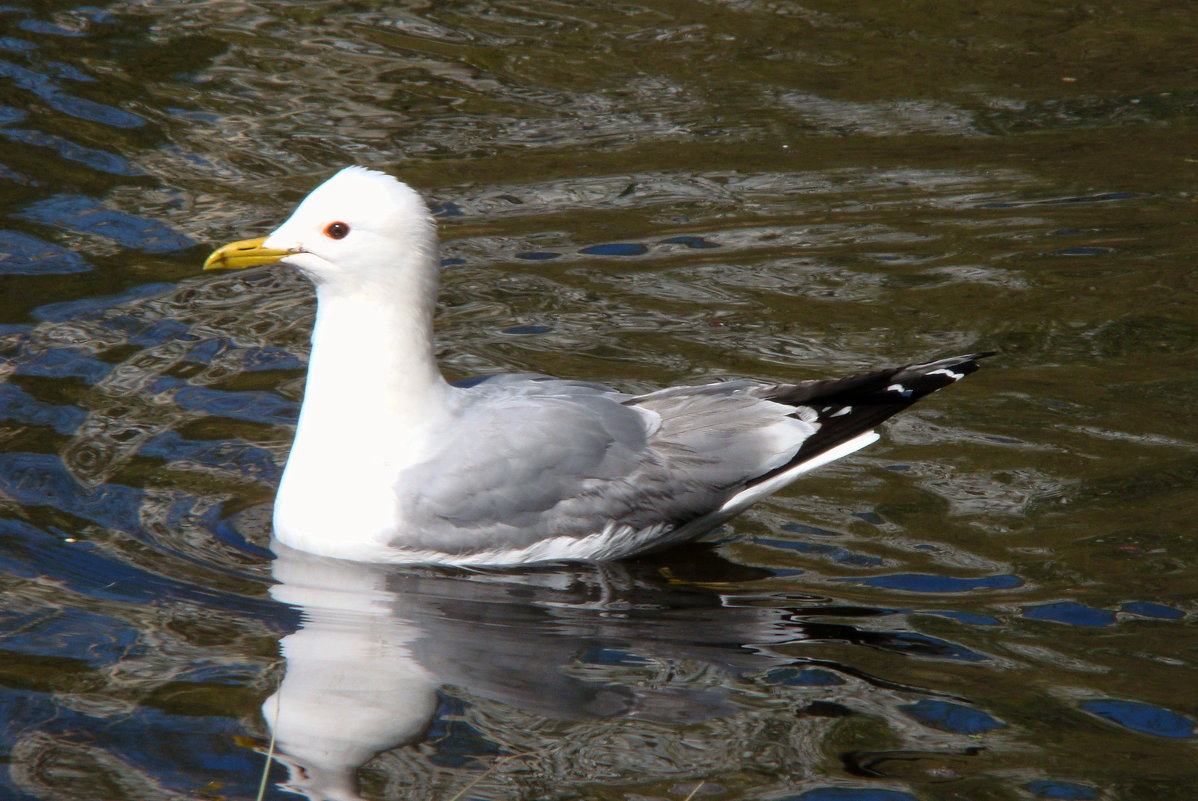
[1,2,1196,799]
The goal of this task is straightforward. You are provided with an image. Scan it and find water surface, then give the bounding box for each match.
[1,2,1196,800]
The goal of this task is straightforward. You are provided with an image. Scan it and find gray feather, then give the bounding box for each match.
[392,353,992,558]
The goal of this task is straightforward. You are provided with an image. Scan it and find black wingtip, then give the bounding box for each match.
[752,351,993,487]
[882,352,994,400]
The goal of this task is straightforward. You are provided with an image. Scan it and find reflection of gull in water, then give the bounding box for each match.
[265,575,434,799]
[204,167,990,566]
[262,542,984,801]
[263,543,737,800]
[264,546,436,801]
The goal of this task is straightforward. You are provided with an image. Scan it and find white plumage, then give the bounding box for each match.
[204,167,989,566]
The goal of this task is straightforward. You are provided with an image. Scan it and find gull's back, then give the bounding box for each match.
[390,353,988,565]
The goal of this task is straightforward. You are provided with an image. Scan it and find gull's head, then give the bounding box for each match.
[203,167,436,288]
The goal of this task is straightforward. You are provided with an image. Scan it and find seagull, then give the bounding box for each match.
[204,167,990,566]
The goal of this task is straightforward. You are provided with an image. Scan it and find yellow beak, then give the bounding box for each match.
[203,237,294,271]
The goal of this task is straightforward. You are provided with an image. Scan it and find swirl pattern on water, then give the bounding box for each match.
[1,2,1197,800]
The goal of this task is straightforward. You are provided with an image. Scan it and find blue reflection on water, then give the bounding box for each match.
[0,453,143,532]
[1121,601,1184,620]
[1,693,278,800]
[0,230,91,274]
[126,318,192,347]
[0,449,278,574]
[17,19,83,37]
[502,324,553,334]
[766,667,845,686]
[899,699,1004,734]
[0,127,140,174]
[424,695,504,768]
[31,283,176,322]
[0,608,138,664]
[139,432,283,484]
[147,378,299,425]
[581,242,648,256]
[0,384,85,433]
[0,36,36,52]
[19,195,194,253]
[182,340,305,372]
[0,56,143,127]
[1023,602,1115,627]
[757,536,885,568]
[7,345,111,382]
[840,573,1022,593]
[1024,780,1100,800]
[1080,699,1195,739]
[0,517,277,617]
[0,102,24,124]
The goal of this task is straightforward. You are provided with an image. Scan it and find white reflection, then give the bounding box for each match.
[258,541,956,801]
[261,542,785,800]
[263,543,439,801]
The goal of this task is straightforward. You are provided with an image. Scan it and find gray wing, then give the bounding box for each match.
[395,353,991,557]
[395,378,814,555]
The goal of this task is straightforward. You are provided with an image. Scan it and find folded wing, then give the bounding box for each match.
[397,353,991,559]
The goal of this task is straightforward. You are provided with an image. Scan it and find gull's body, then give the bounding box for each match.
[205,167,989,566]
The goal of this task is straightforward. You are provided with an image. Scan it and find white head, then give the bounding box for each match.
[204,167,439,295]
[267,167,437,287]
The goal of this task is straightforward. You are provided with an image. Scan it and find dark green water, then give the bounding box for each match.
[1,2,1196,800]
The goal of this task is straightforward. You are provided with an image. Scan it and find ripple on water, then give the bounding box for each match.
[2,1,1198,799]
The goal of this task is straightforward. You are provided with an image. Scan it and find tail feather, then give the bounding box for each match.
[750,352,993,488]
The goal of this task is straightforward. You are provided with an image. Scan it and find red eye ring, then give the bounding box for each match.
[324,221,350,239]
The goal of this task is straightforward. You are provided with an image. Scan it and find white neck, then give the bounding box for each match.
[299,254,451,449]
[274,251,452,550]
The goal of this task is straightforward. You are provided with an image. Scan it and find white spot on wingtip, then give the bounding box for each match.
[886,383,914,397]
[927,367,965,381]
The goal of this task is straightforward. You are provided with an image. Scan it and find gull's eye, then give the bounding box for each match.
[324,221,350,240]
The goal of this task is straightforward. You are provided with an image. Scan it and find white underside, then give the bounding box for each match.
[275,429,881,567]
